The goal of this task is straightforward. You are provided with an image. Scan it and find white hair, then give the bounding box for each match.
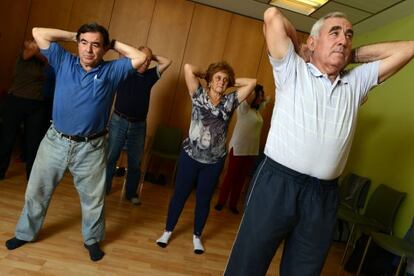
[310,12,349,37]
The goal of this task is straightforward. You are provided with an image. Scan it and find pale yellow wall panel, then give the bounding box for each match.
[222,14,265,145]
[223,14,264,78]
[25,0,74,39]
[65,0,114,53]
[0,0,31,92]
[145,0,194,137]
[68,0,114,27]
[109,0,155,45]
[106,0,155,60]
[171,4,232,132]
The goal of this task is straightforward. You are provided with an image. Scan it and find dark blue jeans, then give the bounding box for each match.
[225,156,339,276]
[105,113,146,199]
[165,150,225,236]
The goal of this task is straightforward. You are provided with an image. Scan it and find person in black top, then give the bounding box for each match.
[0,39,54,180]
[105,46,171,205]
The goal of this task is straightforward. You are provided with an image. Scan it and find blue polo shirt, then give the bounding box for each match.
[41,42,133,136]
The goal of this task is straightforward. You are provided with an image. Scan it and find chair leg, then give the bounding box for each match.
[396,255,406,276]
[341,223,355,265]
[137,174,144,200]
[120,173,127,200]
[356,236,372,276]
[137,154,152,199]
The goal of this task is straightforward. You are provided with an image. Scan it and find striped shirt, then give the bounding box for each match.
[265,41,379,180]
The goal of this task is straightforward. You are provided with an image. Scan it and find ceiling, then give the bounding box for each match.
[189,0,414,34]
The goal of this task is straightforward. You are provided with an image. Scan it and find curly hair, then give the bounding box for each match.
[205,61,235,87]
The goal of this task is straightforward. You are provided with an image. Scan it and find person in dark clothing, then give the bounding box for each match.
[105,46,172,205]
[0,39,54,180]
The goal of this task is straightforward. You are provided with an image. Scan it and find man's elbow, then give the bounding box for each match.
[183,63,192,73]
[264,7,282,26]
[32,27,40,40]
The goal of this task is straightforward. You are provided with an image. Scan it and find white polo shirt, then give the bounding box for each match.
[265,41,379,180]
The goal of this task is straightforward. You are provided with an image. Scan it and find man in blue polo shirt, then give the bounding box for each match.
[224,7,414,276]
[5,23,148,262]
[105,46,171,205]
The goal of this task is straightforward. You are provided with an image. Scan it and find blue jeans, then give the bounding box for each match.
[165,150,225,236]
[15,125,107,245]
[105,113,146,199]
[224,157,339,276]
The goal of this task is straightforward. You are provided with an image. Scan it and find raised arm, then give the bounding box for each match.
[263,7,299,59]
[32,27,76,49]
[353,41,414,83]
[111,40,147,70]
[184,63,204,96]
[235,78,257,103]
[153,54,172,75]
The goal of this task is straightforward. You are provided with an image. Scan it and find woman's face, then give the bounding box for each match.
[209,71,229,95]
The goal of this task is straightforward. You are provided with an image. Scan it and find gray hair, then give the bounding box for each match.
[310,12,349,37]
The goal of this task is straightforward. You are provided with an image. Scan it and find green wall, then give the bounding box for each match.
[345,14,414,237]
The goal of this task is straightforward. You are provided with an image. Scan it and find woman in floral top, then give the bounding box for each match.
[156,61,256,254]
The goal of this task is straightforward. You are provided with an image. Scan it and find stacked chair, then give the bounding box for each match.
[142,125,182,187]
[357,217,414,275]
[336,173,371,242]
[339,183,406,266]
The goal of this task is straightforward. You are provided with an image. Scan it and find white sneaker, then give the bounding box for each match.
[193,235,204,254]
[129,197,141,206]
[156,231,172,248]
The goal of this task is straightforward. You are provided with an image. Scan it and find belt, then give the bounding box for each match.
[113,109,144,122]
[58,129,108,142]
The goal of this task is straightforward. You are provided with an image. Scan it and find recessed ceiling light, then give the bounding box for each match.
[269,0,330,15]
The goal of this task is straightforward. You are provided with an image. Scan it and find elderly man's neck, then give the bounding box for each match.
[311,60,345,83]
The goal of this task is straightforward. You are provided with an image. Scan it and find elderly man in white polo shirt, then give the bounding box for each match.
[224,7,414,276]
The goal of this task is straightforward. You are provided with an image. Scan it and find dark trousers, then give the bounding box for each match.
[224,156,339,276]
[165,150,225,236]
[0,95,48,179]
[217,148,255,209]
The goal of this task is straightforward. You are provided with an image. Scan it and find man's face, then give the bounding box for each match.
[77,32,106,69]
[310,17,353,71]
[137,48,152,74]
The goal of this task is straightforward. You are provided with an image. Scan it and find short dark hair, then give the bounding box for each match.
[76,22,110,47]
[205,61,235,87]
